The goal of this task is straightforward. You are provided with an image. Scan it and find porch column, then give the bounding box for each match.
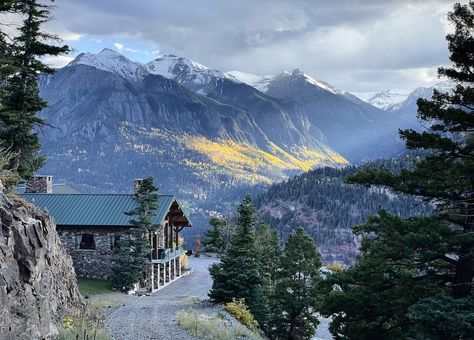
[157,264,161,289]
[178,258,182,276]
[175,225,179,249]
[156,229,159,250]
[150,264,154,292]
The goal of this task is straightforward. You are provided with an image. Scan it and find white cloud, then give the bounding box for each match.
[60,32,82,41]
[42,55,74,68]
[114,42,139,53]
[114,42,124,51]
[45,0,456,91]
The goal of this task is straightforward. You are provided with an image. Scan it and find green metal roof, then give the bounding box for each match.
[20,194,190,227]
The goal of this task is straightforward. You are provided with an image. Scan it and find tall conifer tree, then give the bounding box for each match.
[318,2,474,338]
[202,216,226,254]
[255,223,281,332]
[0,0,69,179]
[208,195,264,322]
[112,177,159,291]
[269,227,322,340]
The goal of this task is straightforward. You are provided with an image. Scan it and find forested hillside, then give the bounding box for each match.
[255,156,433,264]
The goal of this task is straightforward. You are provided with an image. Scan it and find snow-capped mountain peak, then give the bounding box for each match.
[225,71,274,92]
[67,48,147,81]
[226,68,338,95]
[353,88,414,110]
[146,54,227,87]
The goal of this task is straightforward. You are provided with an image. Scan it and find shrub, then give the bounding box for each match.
[326,262,344,272]
[223,298,258,331]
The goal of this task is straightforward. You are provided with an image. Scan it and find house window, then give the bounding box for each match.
[111,235,121,249]
[76,234,96,250]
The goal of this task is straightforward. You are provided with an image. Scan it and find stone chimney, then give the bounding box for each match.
[133,179,144,194]
[25,176,53,194]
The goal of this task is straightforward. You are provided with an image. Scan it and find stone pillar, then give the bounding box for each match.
[25,176,53,193]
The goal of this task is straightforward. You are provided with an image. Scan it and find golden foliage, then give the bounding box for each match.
[326,262,344,272]
[182,135,348,184]
[223,298,259,331]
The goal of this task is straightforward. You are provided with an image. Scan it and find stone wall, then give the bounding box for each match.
[59,227,166,280]
[59,229,119,279]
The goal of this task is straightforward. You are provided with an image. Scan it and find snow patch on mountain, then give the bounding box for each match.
[353,88,414,110]
[226,69,338,94]
[146,55,228,86]
[385,81,453,112]
[225,71,274,92]
[67,49,147,81]
[290,69,338,95]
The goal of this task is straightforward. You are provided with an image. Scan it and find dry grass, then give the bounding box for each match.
[177,310,263,340]
[59,302,109,340]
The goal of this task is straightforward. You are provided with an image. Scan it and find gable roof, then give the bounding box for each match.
[20,194,192,227]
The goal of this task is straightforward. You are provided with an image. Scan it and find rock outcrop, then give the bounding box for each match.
[0,191,81,339]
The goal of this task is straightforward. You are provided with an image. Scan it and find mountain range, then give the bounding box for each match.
[36,48,441,238]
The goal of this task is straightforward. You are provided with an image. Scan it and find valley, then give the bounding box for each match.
[36,48,437,254]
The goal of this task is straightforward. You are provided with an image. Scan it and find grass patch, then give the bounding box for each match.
[59,302,109,340]
[77,278,113,296]
[177,310,263,340]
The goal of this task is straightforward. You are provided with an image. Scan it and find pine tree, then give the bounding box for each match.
[0,0,69,180]
[269,227,322,340]
[317,211,454,339]
[202,216,226,254]
[208,195,264,322]
[347,1,474,300]
[255,223,281,332]
[112,177,159,290]
[318,2,474,338]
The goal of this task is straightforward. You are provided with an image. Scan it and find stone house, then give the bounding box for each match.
[21,176,192,292]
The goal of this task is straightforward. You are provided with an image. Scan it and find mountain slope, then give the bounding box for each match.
[255,157,433,264]
[264,70,403,162]
[38,50,347,234]
[228,69,405,162]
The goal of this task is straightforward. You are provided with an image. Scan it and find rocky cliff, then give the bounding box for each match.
[0,188,81,339]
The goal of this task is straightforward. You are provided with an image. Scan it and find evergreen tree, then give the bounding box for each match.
[202,216,226,254]
[0,0,69,179]
[209,195,264,323]
[255,223,281,332]
[347,0,474,300]
[318,211,454,339]
[318,2,474,338]
[112,177,159,290]
[269,227,322,340]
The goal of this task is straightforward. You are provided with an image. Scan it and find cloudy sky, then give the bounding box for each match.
[41,0,460,92]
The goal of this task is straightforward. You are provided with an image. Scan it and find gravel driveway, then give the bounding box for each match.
[100,256,332,340]
[103,257,218,340]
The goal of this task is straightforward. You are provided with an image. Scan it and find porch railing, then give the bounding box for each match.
[150,246,185,262]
